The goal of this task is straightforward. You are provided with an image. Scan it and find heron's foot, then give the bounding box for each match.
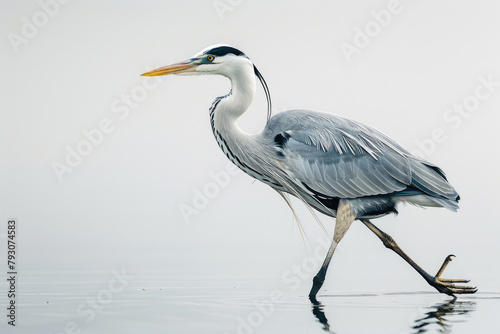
[428,255,477,297]
[309,275,325,302]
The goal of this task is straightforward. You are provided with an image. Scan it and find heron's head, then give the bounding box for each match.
[141,44,253,78]
[141,44,272,121]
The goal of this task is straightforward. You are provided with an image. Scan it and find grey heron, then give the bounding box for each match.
[142,45,476,300]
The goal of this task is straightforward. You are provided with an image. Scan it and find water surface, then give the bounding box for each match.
[4,271,499,334]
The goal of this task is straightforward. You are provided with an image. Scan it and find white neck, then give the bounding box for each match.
[208,58,262,178]
[212,60,256,136]
[207,57,280,189]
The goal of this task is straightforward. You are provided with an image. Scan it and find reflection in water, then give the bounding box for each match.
[310,297,334,333]
[411,299,476,333]
[309,295,475,334]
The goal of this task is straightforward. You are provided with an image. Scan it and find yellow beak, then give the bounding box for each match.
[141,59,198,76]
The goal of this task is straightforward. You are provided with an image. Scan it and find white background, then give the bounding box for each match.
[1,0,500,332]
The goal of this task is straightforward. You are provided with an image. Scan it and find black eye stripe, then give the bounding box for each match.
[206,46,245,57]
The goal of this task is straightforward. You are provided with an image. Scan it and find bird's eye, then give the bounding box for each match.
[207,55,215,62]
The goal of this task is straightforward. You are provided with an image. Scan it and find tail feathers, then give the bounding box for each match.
[428,196,459,212]
[395,193,460,212]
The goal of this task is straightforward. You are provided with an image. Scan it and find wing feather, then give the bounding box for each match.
[264,110,456,201]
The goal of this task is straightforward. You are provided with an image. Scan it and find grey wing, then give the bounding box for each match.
[265,110,455,200]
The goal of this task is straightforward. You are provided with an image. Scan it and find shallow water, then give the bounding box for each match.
[4,271,500,334]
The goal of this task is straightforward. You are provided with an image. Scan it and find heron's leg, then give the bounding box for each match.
[309,200,356,300]
[360,219,477,297]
